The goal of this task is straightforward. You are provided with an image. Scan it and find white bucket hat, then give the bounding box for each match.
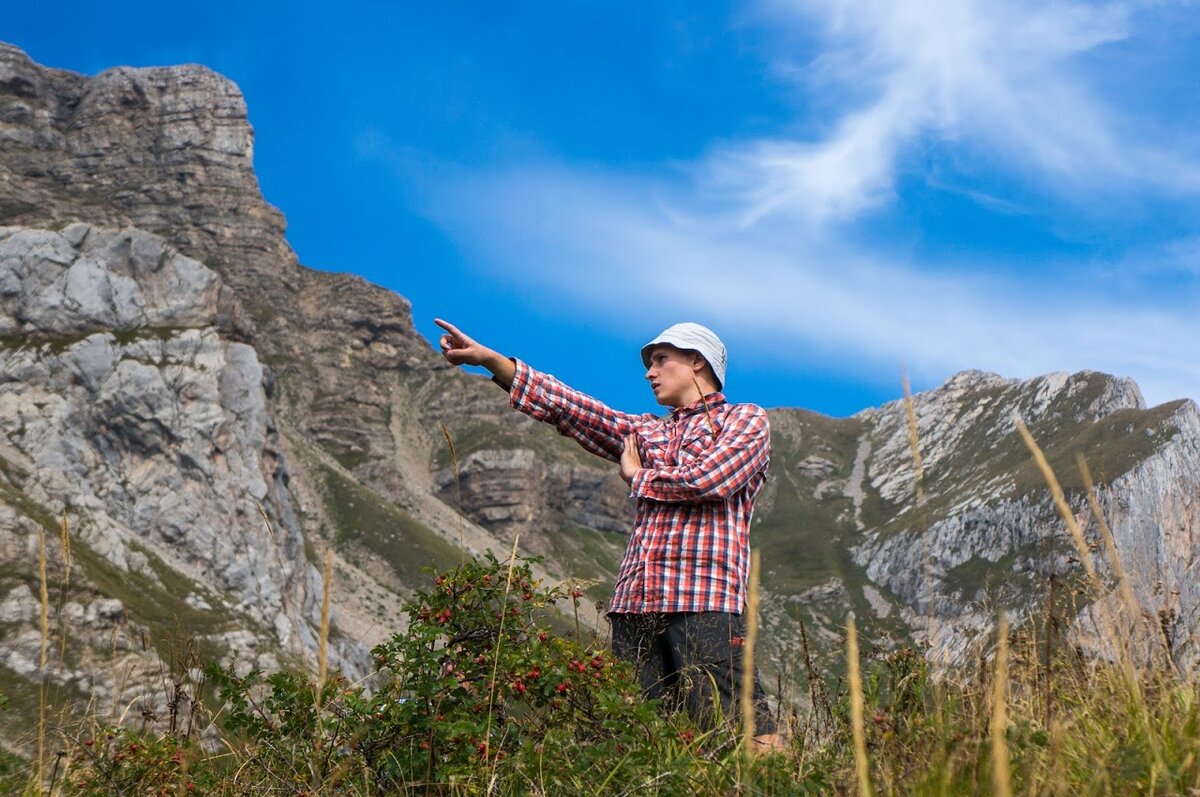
[641,322,728,390]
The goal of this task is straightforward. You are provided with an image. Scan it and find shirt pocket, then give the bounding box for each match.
[639,428,672,468]
[677,429,716,465]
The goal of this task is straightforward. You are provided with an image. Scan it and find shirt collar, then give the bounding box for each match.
[670,391,726,419]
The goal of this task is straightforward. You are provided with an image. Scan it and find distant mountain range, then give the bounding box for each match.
[3,42,1199,750]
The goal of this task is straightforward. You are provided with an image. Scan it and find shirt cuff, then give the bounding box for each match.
[508,359,534,411]
[629,468,658,499]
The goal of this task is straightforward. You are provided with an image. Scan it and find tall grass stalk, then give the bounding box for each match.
[318,548,333,689]
[58,511,72,662]
[691,377,717,435]
[902,370,939,657]
[257,502,305,661]
[846,613,872,797]
[484,535,521,781]
[990,613,1012,797]
[900,370,926,509]
[1014,418,1122,655]
[1076,454,1142,645]
[1014,416,1166,776]
[36,524,49,793]
[740,549,760,762]
[440,422,466,563]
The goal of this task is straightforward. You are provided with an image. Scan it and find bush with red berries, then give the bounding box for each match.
[59,728,215,796]
[361,552,694,790]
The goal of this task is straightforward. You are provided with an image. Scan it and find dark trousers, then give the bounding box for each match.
[608,611,776,734]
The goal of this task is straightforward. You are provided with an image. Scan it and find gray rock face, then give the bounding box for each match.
[0,42,282,264]
[433,447,632,551]
[0,224,239,335]
[0,223,327,666]
[846,369,1197,665]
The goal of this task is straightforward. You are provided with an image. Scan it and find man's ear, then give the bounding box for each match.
[691,353,707,374]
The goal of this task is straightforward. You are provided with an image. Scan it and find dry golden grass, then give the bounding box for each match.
[36,524,48,791]
[740,550,761,762]
[990,612,1012,797]
[846,614,872,797]
[318,548,334,690]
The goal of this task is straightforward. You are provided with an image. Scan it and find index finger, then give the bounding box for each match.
[434,318,463,338]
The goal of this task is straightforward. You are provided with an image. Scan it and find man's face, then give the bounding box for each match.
[644,345,703,408]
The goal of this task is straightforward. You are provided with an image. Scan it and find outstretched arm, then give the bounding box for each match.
[434,318,643,463]
[435,318,516,389]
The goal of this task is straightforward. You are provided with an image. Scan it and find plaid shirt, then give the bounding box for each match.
[509,360,770,615]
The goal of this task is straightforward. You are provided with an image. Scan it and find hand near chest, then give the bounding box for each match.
[620,422,716,483]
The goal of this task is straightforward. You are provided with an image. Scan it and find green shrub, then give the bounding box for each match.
[58,553,777,795]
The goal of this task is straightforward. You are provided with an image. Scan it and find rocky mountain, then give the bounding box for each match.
[2,41,1199,751]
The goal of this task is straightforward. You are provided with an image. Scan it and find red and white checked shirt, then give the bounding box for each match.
[508,360,770,615]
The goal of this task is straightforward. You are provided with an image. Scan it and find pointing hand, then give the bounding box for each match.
[435,318,488,366]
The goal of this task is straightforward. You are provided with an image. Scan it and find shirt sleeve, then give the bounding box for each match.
[630,404,769,502]
[509,359,644,463]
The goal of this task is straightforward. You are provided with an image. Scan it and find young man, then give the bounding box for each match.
[434,318,782,749]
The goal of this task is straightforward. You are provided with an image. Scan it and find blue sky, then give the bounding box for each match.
[7,1,1200,417]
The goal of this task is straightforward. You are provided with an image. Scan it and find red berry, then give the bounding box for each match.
[538,632,548,642]
[571,589,583,599]
[556,682,569,693]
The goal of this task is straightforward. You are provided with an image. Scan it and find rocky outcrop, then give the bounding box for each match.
[0,223,336,721]
[432,449,631,552]
[842,370,1197,665]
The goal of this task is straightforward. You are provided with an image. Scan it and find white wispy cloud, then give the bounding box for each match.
[712,0,1200,225]
[410,1,1200,407]
[431,165,1200,404]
